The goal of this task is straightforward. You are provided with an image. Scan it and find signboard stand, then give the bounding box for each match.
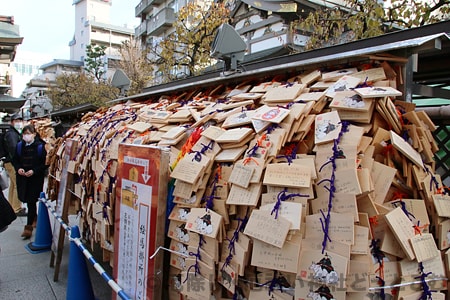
[113,144,169,300]
[50,139,77,281]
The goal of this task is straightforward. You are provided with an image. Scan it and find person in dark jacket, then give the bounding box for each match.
[4,113,24,215]
[12,124,48,239]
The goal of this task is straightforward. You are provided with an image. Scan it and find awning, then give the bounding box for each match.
[50,103,98,118]
[0,94,26,113]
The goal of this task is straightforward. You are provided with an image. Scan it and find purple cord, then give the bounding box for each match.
[183,234,205,283]
[203,173,220,210]
[191,141,214,162]
[262,271,283,295]
[425,166,440,192]
[222,215,249,271]
[415,262,434,300]
[271,189,309,219]
[392,200,416,222]
[318,121,350,253]
[375,276,386,300]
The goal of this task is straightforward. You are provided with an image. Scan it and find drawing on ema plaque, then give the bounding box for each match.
[121,185,138,210]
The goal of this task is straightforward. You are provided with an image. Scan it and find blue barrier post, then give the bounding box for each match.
[25,192,52,254]
[37,197,132,300]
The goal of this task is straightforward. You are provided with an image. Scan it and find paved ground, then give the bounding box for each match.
[0,188,113,300]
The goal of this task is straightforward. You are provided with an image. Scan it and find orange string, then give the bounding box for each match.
[283,143,297,158]
[171,127,203,170]
[216,164,222,181]
[413,225,423,235]
[395,108,405,127]
[414,223,429,236]
[243,157,259,166]
[257,134,267,147]
[369,216,378,239]
[382,144,394,156]
[392,192,407,201]
[375,262,384,278]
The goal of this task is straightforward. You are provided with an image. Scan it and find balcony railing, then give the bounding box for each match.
[135,0,153,17]
[148,0,165,6]
[147,8,175,36]
[135,22,147,37]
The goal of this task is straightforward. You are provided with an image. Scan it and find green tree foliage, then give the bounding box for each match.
[84,44,108,82]
[47,73,119,110]
[118,39,153,96]
[293,0,450,50]
[151,1,230,83]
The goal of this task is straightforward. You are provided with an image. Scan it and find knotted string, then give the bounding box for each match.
[413,221,424,236]
[191,140,214,162]
[370,216,386,300]
[88,111,129,151]
[391,200,415,222]
[271,188,309,219]
[392,191,407,201]
[401,128,410,142]
[246,143,260,158]
[262,271,285,296]
[73,139,87,162]
[266,123,280,134]
[354,76,370,89]
[120,130,134,144]
[317,121,350,253]
[277,102,294,109]
[375,276,386,300]
[183,234,205,283]
[425,166,440,192]
[415,262,434,300]
[370,239,385,266]
[222,215,249,271]
[442,186,450,196]
[204,173,220,210]
[395,105,411,131]
[276,143,298,165]
[243,157,259,166]
[101,131,122,161]
[246,134,269,158]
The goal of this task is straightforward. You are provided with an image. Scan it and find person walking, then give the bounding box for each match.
[12,124,48,239]
[3,113,25,216]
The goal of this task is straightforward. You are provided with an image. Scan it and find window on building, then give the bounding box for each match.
[81,30,84,36]
[81,17,84,24]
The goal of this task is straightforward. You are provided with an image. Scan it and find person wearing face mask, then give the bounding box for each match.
[3,113,25,216]
[12,124,48,239]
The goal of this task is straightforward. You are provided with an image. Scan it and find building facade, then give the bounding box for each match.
[0,15,24,115]
[133,0,346,82]
[19,59,84,119]
[69,0,135,79]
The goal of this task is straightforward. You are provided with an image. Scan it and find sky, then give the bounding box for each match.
[2,0,139,60]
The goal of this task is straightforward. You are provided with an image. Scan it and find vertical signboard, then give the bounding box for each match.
[50,138,77,281]
[114,144,169,300]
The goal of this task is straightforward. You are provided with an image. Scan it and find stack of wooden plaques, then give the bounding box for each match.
[49,60,449,300]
